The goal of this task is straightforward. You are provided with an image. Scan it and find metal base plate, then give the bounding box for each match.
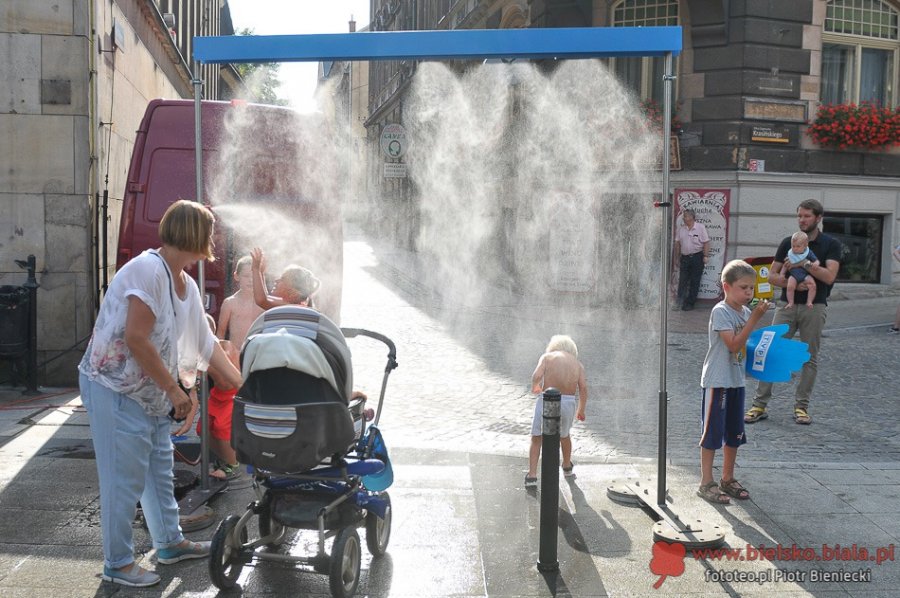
[653,519,725,549]
[173,469,198,498]
[607,478,667,506]
[607,481,642,505]
[177,476,228,515]
[608,477,725,550]
[179,504,216,532]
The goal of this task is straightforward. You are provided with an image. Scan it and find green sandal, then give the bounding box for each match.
[210,462,242,481]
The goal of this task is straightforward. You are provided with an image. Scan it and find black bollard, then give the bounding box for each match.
[537,388,561,572]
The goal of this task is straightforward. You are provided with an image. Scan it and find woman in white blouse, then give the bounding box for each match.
[79,200,242,587]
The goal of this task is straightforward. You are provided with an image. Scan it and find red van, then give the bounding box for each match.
[116,99,343,322]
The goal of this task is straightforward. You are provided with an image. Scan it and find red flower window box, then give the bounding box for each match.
[807,102,900,151]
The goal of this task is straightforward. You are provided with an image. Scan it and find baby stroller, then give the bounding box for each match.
[207,306,397,598]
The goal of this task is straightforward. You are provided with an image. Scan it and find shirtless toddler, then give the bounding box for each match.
[525,335,588,487]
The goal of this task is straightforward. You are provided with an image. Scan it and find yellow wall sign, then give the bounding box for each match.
[751,125,790,144]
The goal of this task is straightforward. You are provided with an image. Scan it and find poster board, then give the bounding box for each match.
[549,193,596,293]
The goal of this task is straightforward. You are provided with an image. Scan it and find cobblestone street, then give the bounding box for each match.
[0,234,898,597]
[341,234,900,467]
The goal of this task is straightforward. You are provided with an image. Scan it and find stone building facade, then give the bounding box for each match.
[0,0,239,385]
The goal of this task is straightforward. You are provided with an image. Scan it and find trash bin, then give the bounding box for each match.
[743,256,776,302]
[0,285,30,358]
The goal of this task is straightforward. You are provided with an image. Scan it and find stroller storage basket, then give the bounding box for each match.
[270,488,364,530]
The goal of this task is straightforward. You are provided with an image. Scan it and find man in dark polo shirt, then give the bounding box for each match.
[744,199,843,426]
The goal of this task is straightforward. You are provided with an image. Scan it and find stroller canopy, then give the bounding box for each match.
[242,306,353,403]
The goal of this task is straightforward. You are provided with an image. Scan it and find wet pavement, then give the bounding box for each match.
[0,230,898,596]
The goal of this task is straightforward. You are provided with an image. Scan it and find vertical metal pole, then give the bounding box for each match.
[193,62,210,493]
[537,388,560,572]
[657,52,675,506]
[23,255,39,393]
[101,189,109,295]
[94,192,100,310]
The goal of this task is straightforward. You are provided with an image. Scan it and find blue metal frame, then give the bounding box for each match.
[190,25,682,507]
[193,27,681,64]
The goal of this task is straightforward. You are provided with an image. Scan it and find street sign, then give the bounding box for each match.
[380,124,408,158]
[384,163,407,178]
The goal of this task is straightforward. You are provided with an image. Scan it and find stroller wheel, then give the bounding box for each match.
[329,527,361,598]
[365,491,391,557]
[209,515,247,590]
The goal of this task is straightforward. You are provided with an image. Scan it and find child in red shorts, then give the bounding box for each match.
[198,315,244,482]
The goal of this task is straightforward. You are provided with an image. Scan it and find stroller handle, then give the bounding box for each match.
[341,328,398,373]
[341,328,397,428]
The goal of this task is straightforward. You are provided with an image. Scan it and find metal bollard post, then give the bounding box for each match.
[537,388,560,572]
[22,255,39,393]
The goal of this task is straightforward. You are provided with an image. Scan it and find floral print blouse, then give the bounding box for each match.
[79,250,215,416]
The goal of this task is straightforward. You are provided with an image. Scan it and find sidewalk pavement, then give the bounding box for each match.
[0,385,898,597]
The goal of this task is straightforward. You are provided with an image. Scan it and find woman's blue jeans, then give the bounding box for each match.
[79,373,184,569]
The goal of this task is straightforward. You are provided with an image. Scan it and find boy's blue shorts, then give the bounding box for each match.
[699,387,747,450]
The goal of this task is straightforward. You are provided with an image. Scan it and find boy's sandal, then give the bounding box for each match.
[793,408,811,425]
[562,464,575,477]
[719,478,750,500]
[697,481,730,504]
[210,462,242,481]
[744,406,768,423]
[524,476,538,488]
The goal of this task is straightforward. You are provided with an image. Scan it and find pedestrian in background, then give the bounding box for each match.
[78,200,242,587]
[697,260,770,504]
[674,208,710,311]
[744,199,842,426]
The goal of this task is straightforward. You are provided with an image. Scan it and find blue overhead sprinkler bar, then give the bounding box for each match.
[193,26,681,64]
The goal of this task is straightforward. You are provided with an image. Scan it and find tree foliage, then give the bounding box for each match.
[234,28,288,106]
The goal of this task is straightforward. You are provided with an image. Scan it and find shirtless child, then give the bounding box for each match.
[217,256,264,351]
[525,335,588,487]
